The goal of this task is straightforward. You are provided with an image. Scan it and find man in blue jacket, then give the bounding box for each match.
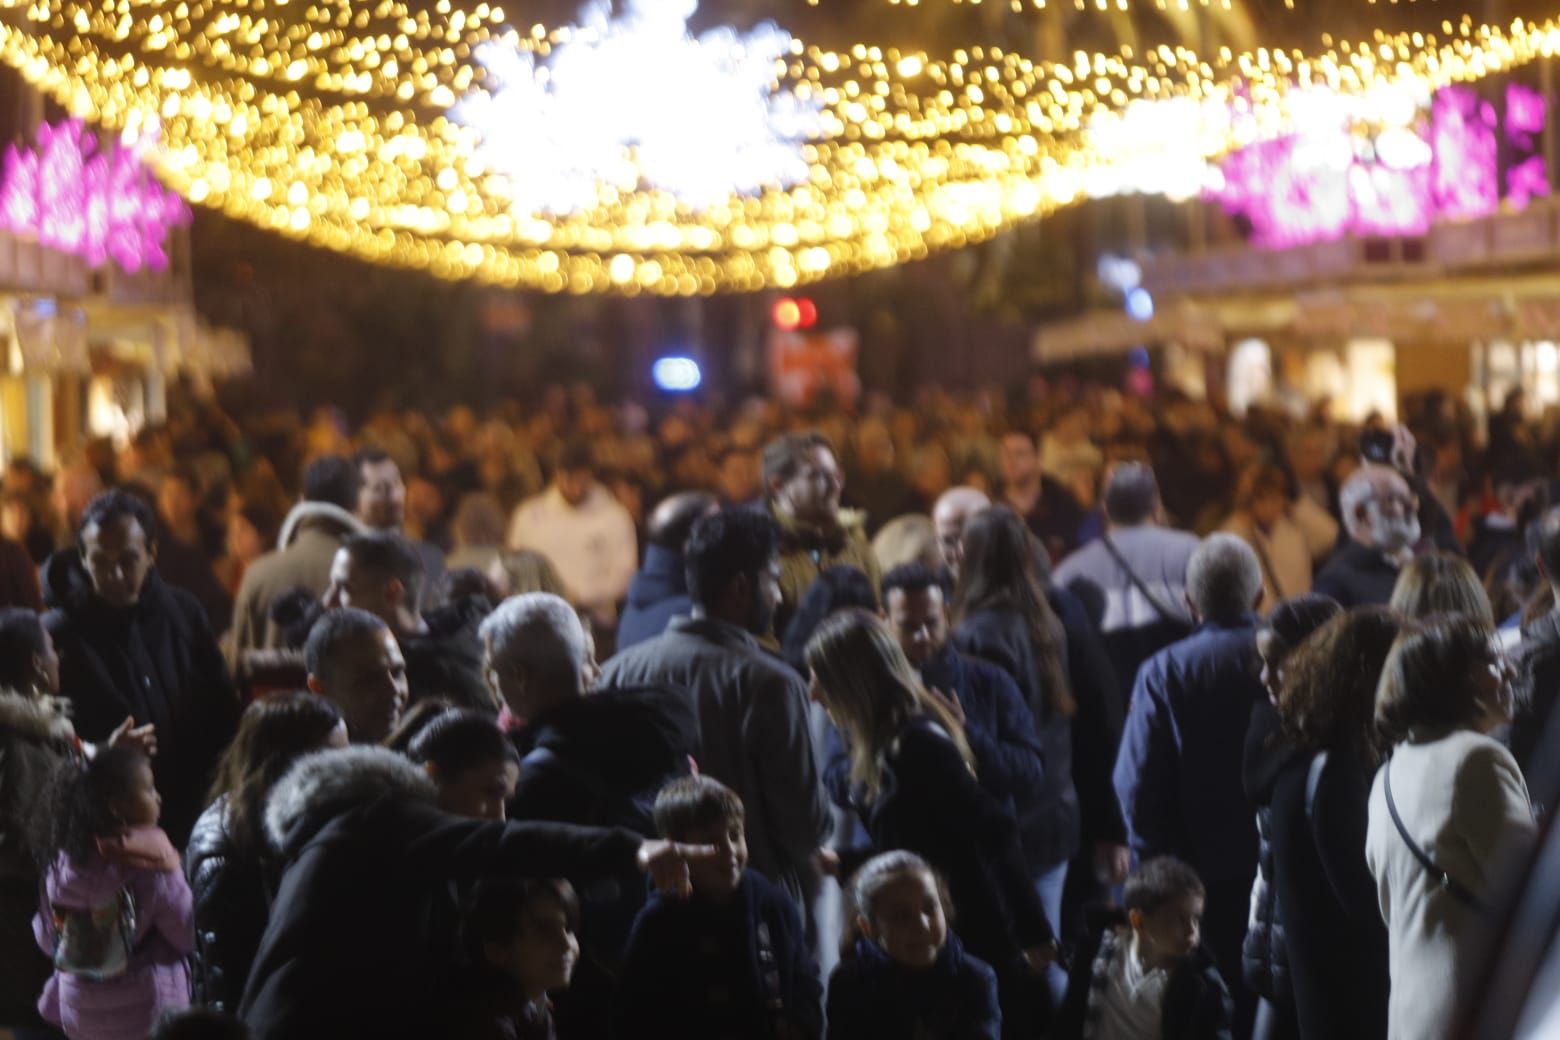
[1113,532,1266,1037]
[616,492,719,652]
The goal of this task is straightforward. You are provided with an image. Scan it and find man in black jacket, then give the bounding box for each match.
[321,531,493,713]
[43,489,240,844]
[616,491,718,652]
[1313,465,1422,608]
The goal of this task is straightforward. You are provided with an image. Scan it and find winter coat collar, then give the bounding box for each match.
[626,544,688,606]
[264,746,435,856]
[40,549,177,620]
[770,502,866,555]
[275,501,365,552]
[0,687,75,746]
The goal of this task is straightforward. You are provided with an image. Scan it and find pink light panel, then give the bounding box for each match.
[0,120,191,273]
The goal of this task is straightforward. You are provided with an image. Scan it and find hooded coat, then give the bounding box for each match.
[239,746,645,1040]
[43,552,240,846]
[0,690,77,1025]
[616,543,693,652]
[230,503,364,655]
[401,595,495,713]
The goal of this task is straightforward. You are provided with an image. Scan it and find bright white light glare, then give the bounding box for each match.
[1374,127,1433,170]
[1097,254,1142,293]
[1126,288,1155,321]
[454,0,820,214]
[652,355,702,391]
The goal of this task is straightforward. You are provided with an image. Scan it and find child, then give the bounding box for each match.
[455,879,581,1040]
[32,747,194,1040]
[407,708,520,821]
[612,775,823,1039]
[825,850,1002,1040]
[1057,857,1233,1040]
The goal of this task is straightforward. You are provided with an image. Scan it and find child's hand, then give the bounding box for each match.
[106,717,157,757]
[636,840,719,899]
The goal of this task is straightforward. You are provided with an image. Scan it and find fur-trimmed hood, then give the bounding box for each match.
[0,687,75,747]
[264,745,435,856]
[275,501,365,552]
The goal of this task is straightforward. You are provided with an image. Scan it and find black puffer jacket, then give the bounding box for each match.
[1241,701,1293,1007]
[186,795,275,1013]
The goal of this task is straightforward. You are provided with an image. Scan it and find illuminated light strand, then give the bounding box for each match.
[0,0,1553,294]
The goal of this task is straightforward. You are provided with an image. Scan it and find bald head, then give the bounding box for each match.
[933,487,991,578]
[647,491,720,553]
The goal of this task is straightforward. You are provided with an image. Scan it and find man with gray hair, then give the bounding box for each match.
[1112,532,1266,1034]
[1313,463,1423,608]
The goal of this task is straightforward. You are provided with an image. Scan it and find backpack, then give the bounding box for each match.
[49,887,138,980]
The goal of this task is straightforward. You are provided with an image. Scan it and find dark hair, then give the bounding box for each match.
[206,692,342,857]
[383,698,454,753]
[1262,594,1343,650]
[881,562,950,600]
[464,878,580,966]
[343,532,427,613]
[557,438,595,473]
[952,506,1074,718]
[407,709,517,778]
[684,508,781,609]
[648,491,720,551]
[780,565,878,673]
[302,455,361,511]
[653,775,745,843]
[1124,857,1206,918]
[38,746,150,866]
[1376,615,1500,743]
[761,431,834,493]
[352,447,396,472]
[1103,462,1161,525]
[236,504,281,548]
[1538,505,1560,587]
[304,607,389,681]
[0,607,47,690]
[1278,607,1402,768]
[78,488,158,547]
[446,567,501,607]
[1389,552,1495,626]
[1238,464,1292,509]
[147,1009,252,1040]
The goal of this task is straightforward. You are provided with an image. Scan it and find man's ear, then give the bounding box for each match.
[386,578,405,608]
[1128,908,1145,932]
[423,761,439,782]
[855,914,875,942]
[306,674,324,695]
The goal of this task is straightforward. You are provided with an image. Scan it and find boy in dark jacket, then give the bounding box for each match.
[1057,857,1233,1040]
[613,776,823,1039]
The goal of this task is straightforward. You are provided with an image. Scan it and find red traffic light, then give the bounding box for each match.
[772,296,818,331]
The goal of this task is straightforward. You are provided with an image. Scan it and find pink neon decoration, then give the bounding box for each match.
[1505,83,1550,207]
[0,120,190,272]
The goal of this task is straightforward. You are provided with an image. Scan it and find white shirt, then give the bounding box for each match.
[1097,933,1170,1040]
[506,483,638,613]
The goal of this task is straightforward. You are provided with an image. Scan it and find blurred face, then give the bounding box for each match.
[35,627,60,696]
[487,899,579,999]
[110,759,162,828]
[1254,629,1288,706]
[1251,490,1288,530]
[999,434,1038,487]
[322,548,396,623]
[81,515,155,608]
[1470,640,1517,733]
[863,870,947,970]
[315,629,409,743]
[356,459,406,530]
[1288,432,1329,482]
[1133,893,1204,971]
[405,477,444,528]
[1353,474,1420,553]
[773,447,843,526]
[158,477,198,533]
[0,499,28,542]
[557,467,593,508]
[717,451,761,504]
[886,586,949,668]
[436,758,519,821]
[682,817,748,902]
[228,513,264,564]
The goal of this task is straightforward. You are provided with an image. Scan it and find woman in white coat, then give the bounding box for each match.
[1365,616,1535,1040]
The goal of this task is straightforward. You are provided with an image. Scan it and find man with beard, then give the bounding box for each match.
[1313,464,1424,608]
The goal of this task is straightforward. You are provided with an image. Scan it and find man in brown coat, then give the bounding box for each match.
[230,455,364,656]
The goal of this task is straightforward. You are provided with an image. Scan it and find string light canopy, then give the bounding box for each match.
[0,0,1553,295]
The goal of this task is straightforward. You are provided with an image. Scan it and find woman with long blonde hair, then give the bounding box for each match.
[806,608,1054,1037]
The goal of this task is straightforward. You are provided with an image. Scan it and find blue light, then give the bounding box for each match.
[652,355,702,392]
[1126,287,1155,322]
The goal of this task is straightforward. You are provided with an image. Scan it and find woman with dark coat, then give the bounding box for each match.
[237,744,713,1040]
[1269,608,1401,1040]
[1242,595,1341,1040]
[948,506,1082,940]
[185,692,347,1012]
[806,609,1054,1039]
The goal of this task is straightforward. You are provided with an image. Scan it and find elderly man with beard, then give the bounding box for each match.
[1313,464,1424,608]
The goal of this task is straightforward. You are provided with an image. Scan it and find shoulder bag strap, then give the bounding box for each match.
[1304,750,1328,822]
[1100,533,1183,625]
[1383,758,1486,912]
[1246,526,1288,603]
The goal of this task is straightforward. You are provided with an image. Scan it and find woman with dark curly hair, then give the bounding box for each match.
[1269,608,1403,1040]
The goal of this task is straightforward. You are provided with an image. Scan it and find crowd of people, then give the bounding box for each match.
[0,375,1554,1040]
